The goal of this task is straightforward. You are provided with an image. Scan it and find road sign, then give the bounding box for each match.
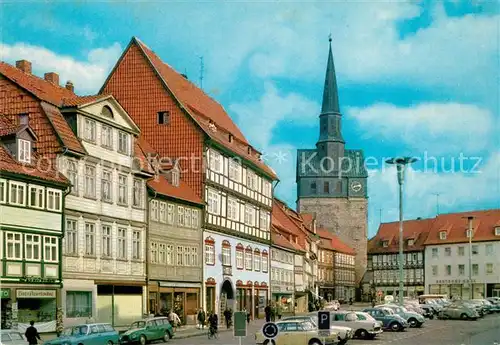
[233,311,247,337]
[262,322,279,340]
[317,311,330,330]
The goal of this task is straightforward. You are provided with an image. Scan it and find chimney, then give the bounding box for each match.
[44,72,59,85]
[181,73,188,79]
[16,60,32,74]
[65,81,74,92]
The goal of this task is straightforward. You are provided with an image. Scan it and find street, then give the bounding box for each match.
[165,314,500,345]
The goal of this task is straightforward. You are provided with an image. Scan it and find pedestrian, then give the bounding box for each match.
[244,308,250,325]
[270,304,276,322]
[169,310,181,331]
[197,309,206,330]
[223,308,231,329]
[25,321,41,345]
[265,303,271,322]
[277,304,282,320]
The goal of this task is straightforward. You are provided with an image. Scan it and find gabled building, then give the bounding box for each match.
[101,37,277,318]
[423,209,500,299]
[0,116,70,332]
[367,218,433,300]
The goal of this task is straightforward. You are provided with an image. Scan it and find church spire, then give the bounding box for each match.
[321,36,340,115]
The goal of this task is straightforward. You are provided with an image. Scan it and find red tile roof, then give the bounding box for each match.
[0,144,69,185]
[113,38,277,180]
[368,218,434,254]
[317,227,355,255]
[134,139,155,175]
[271,229,303,252]
[61,93,112,107]
[330,233,356,255]
[424,209,500,245]
[0,116,21,137]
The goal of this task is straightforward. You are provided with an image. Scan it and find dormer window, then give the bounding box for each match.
[101,106,113,118]
[466,229,473,238]
[495,227,500,236]
[171,168,180,187]
[18,139,31,163]
[382,241,389,248]
[407,239,414,246]
[157,111,170,124]
[439,231,447,240]
[229,134,233,143]
[19,113,29,125]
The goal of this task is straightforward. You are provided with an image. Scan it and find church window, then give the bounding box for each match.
[324,181,329,193]
[310,181,317,194]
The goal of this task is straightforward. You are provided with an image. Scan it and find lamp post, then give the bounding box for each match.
[463,216,475,299]
[385,157,418,305]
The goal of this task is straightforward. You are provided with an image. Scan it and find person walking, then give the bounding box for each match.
[270,304,276,322]
[244,308,251,325]
[169,310,181,331]
[264,303,271,322]
[223,308,231,329]
[197,309,206,330]
[25,321,41,345]
[277,304,282,320]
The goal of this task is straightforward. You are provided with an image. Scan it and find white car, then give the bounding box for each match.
[327,311,383,340]
[1,330,26,345]
[384,295,395,303]
[285,315,354,345]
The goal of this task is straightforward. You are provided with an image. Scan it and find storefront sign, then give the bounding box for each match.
[19,276,57,284]
[16,289,56,299]
[158,282,201,288]
[1,288,10,299]
[435,279,476,284]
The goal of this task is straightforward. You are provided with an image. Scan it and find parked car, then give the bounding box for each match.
[284,315,353,345]
[324,300,340,311]
[384,295,394,304]
[255,319,339,345]
[363,308,407,332]
[352,311,384,338]
[472,299,497,314]
[376,304,425,327]
[404,300,434,319]
[327,310,382,340]
[438,303,479,320]
[486,297,500,311]
[119,317,174,345]
[454,300,485,317]
[0,330,26,345]
[44,323,119,345]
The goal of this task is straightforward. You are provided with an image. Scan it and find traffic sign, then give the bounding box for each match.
[233,311,247,337]
[262,322,279,340]
[317,311,330,330]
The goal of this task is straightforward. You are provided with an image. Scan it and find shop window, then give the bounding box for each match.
[18,297,56,324]
[29,185,44,209]
[6,232,22,259]
[44,236,58,262]
[66,291,92,317]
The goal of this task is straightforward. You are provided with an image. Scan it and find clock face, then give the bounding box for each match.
[351,181,362,193]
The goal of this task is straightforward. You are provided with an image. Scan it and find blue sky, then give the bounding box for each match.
[1,0,499,237]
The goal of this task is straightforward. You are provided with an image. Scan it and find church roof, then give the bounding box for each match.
[296,148,368,178]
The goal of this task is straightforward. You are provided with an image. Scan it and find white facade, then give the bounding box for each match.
[425,240,500,299]
[58,97,151,327]
[203,147,273,318]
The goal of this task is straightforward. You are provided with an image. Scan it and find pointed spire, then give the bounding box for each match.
[321,36,340,115]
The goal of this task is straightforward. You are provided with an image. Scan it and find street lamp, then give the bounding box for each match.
[385,156,418,305]
[463,216,475,299]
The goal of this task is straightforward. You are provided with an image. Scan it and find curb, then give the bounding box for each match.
[174,328,232,339]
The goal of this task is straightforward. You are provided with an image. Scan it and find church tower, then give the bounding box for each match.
[296,39,368,296]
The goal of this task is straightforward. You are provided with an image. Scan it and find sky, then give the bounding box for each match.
[1,0,499,237]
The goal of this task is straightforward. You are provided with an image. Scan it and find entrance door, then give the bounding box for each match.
[220,280,234,315]
[493,289,500,297]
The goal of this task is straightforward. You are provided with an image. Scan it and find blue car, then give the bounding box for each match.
[363,308,408,332]
[44,323,119,345]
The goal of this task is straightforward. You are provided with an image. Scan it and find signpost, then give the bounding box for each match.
[318,311,330,341]
[262,322,279,345]
[234,311,247,345]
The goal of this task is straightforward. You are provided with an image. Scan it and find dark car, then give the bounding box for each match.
[363,308,407,332]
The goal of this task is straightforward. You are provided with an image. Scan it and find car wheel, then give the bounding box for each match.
[308,341,322,345]
[460,313,469,320]
[390,322,401,332]
[163,331,171,342]
[139,334,147,345]
[428,315,434,320]
[107,341,113,345]
[408,318,417,327]
[355,329,368,339]
[338,340,348,345]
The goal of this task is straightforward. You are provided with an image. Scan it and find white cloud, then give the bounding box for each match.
[0,42,121,93]
[348,103,496,155]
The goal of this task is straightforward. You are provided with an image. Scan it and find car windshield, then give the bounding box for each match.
[130,321,146,329]
[62,326,88,336]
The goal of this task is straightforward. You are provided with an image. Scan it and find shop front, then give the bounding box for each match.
[236,280,253,314]
[319,286,335,301]
[149,281,201,325]
[254,282,268,319]
[1,288,13,329]
[429,279,485,299]
[204,278,216,314]
[271,285,294,315]
[96,282,145,327]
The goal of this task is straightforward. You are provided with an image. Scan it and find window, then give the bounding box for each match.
[9,182,25,205]
[458,264,465,275]
[458,246,465,256]
[496,227,500,236]
[191,209,198,228]
[132,230,141,260]
[472,245,478,255]
[151,243,158,263]
[167,204,174,224]
[101,170,112,202]
[178,206,185,226]
[171,169,179,187]
[486,244,493,256]
[133,179,142,207]
[205,240,215,265]
[150,200,159,221]
[44,236,58,262]
[229,159,241,182]
[185,209,192,228]
[101,125,113,148]
[190,247,198,266]
[101,225,111,257]
[431,248,438,258]
[222,241,231,266]
[159,243,166,264]
[85,223,95,256]
[247,171,257,190]
[323,181,329,193]
[118,131,129,154]
[17,139,31,163]
[209,150,222,173]
[259,211,269,231]
[84,165,96,198]
[165,245,172,265]
[444,247,451,256]
[84,118,96,142]
[118,174,128,204]
[227,198,239,221]
[466,229,473,238]
[67,160,78,193]
[176,246,183,265]
[159,202,167,223]
[486,263,493,274]
[117,228,127,259]
[207,190,219,215]
[445,265,451,275]
[382,241,389,248]
[0,179,5,203]
[66,220,78,255]
[254,249,261,271]
[245,246,252,270]
[432,265,438,276]
[25,234,40,260]
[184,246,190,266]
[157,111,170,125]
[407,239,414,246]
[66,291,92,318]
[439,231,447,240]
[311,181,317,194]
[245,205,255,226]
[262,251,268,272]
[29,185,44,209]
[47,189,62,211]
[472,264,479,275]
[236,245,244,269]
